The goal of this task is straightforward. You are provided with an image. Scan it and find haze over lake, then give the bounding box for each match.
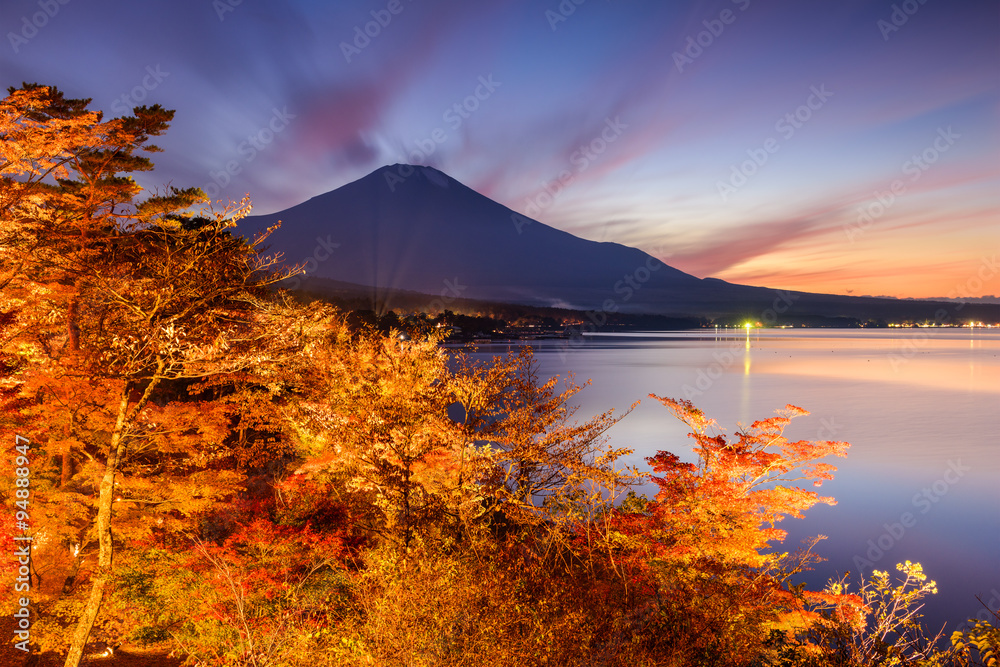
[471,328,1000,633]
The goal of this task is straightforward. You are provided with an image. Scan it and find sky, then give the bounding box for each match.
[1,0,997,300]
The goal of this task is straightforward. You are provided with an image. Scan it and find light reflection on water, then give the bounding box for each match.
[468,329,1000,633]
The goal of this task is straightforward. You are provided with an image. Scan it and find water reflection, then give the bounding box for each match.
[505,329,1000,633]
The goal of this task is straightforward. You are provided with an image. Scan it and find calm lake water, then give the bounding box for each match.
[470,328,1000,633]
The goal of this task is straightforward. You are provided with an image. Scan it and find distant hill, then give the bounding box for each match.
[244,164,1000,324]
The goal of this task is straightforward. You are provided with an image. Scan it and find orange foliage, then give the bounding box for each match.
[0,83,308,666]
[562,396,858,663]
[644,395,849,566]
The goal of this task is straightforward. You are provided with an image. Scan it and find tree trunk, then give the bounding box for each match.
[63,297,80,486]
[402,461,412,548]
[60,439,73,486]
[63,390,128,667]
[67,297,80,352]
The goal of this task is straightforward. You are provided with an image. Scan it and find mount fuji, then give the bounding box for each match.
[243,164,997,323]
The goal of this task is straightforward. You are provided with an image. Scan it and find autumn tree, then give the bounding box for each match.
[0,84,307,666]
[272,338,643,665]
[285,325,483,550]
[643,396,848,564]
[284,335,638,552]
[589,396,855,663]
[458,348,638,530]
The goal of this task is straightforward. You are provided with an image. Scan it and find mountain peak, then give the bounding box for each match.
[383,162,442,175]
[376,163,453,190]
[245,164,704,312]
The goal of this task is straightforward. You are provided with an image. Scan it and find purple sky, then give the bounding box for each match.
[2,0,997,298]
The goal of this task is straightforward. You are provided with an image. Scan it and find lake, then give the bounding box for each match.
[469,328,1000,634]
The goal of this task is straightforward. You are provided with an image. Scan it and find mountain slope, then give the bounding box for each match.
[246,164,704,310]
[244,164,998,322]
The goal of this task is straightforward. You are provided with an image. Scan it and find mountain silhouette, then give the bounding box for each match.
[244,164,998,323]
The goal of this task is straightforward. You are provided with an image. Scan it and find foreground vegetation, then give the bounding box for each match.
[1,85,998,666]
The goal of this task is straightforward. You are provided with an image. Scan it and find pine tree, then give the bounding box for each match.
[0,84,302,666]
